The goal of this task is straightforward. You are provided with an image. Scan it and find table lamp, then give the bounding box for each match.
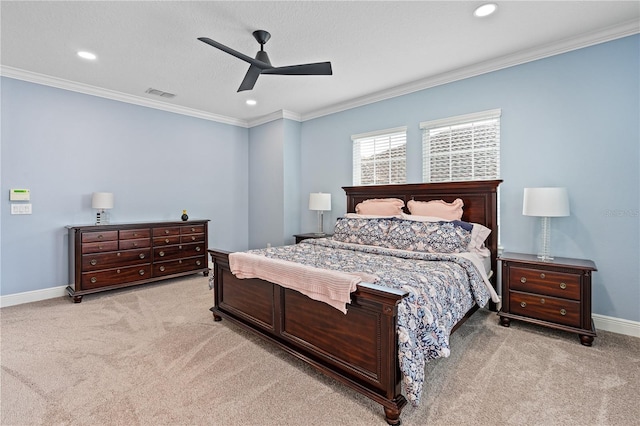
[309,192,331,235]
[523,187,570,261]
[92,192,114,225]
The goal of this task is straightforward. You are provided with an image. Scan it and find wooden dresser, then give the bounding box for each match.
[498,252,597,346]
[67,220,209,302]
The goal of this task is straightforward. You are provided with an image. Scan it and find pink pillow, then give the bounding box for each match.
[407,198,464,221]
[355,198,404,215]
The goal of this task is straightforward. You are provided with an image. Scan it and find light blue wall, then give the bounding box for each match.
[299,35,640,322]
[1,77,249,296]
[247,118,301,249]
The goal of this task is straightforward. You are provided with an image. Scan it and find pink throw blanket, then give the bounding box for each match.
[229,252,379,314]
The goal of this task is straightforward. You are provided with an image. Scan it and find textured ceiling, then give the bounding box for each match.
[1,1,638,126]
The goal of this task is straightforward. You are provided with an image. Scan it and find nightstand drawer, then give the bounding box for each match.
[509,266,581,300]
[509,291,581,328]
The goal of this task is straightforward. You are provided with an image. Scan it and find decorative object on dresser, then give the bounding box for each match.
[91,192,114,225]
[293,232,333,244]
[498,252,597,346]
[181,210,189,221]
[522,187,570,261]
[67,220,209,303]
[309,192,332,235]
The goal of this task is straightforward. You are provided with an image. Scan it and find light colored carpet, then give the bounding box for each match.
[1,275,638,426]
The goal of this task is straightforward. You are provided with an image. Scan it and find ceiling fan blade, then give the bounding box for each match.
[237,65,262,92]
[198,37,270,69]
[262,62,333,76]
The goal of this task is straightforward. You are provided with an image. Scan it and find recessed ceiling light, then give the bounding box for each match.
[246,99,257,106]
[77,51,97,60]
[474,3,497,18]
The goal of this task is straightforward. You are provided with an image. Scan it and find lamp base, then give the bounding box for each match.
[536,254,554,262]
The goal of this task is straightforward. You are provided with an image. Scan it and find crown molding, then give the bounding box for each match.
[300,19,640,122]
[247,109,301,128]
[0,66,249,128]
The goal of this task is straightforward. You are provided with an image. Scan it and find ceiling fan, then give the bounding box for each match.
[198,30,333,92]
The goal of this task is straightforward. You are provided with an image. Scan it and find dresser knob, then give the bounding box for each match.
[117,252,121,257]
[98,245,103,250]
[133,242,138,247]
[195,246,201,252]
[90,259,97,266]
[540,298,545,304]
[160,266,165,272]
[165,238,170,243]
[139,269,145,276]
[196,260,201,266]
[540,273,546,279]
[97,235,104,240]
[191,227,196,232]
[520,301,527,308]
[520,277,527,283]
[560,282,567,290]
[191,236,196,241]
[164,230,170,235]
[159,251,165,257]
[139,253,145,259]
[90,277,97,283]
[560,309,567,316]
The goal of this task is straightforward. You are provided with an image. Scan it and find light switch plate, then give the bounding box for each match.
[11,204,32,215]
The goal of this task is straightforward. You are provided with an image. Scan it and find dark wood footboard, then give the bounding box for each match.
[208,249,409,425]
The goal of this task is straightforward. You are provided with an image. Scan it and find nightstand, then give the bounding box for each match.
[294,233,333,244]
[498,252,597,346]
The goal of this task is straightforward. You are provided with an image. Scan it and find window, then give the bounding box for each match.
[352,127,407,185]
[421,109,501,182]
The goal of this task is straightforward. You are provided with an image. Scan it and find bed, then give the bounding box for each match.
[207,180,501,424]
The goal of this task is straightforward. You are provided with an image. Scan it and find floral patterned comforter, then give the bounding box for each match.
[243,237,492,406]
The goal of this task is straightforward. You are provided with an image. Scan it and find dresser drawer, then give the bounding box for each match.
[153,226,180,237]
[509,266,581,300]
[81,265,152,290]
[81,230,118,243]
[181,224,205,235]
[81,240,119,254]
[119,228,151,240]
[509,291,581,328]
[154,242,205,261]
[153,235,181,246]
[153,257,206,276]
[82,249,151,271]
[119,238,151,250]
[180,233,205,243]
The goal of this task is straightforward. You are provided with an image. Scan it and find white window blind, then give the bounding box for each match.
[420,109,501,182]
[352,127,407,185]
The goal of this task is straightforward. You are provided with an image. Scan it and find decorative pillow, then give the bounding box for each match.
[469,223,491,256]
[345,213,402,219]
[355,198,405,216]
[385,219,472,253]
[332,217,394,246]
[407,198,464,221]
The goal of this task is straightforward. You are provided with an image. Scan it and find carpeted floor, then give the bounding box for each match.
[1,275,638,426]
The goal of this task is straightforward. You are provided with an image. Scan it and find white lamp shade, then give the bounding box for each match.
[309,193,331,211]
[92,192,114,210]
[523,187,569,217]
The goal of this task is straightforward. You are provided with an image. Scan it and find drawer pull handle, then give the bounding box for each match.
[159,251,165,257]
[560,309,567,316]
[164,230,170,235]
[196,260,202,266]
[195,246,201,252]
[520,301,526,308]
[139,253,145,259]
[160,266,165,272]
[133,243,138,247]
[179,245,183,249]
[540,298,545,304]
[97,235,104,240]
[165,238,170,243]
[191,236,196,241]
[179,260,183,264]
[117,252,121,257]
[540,273,546,279]
[133,233,138,237]
[139,269,145,276]
[98,245,103,250]
[90,277,97,283]
[90,259,97,266]
[520,277,527,283]
[117,269,121,273]
[191,227,196,232]
[560,282,567,290]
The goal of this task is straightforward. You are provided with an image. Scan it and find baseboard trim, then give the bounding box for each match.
[2,286,639,338]
[593,314,640,338]
[0,285,68,308]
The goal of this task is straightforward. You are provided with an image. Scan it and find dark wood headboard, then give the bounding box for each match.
[342,180,502,288]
